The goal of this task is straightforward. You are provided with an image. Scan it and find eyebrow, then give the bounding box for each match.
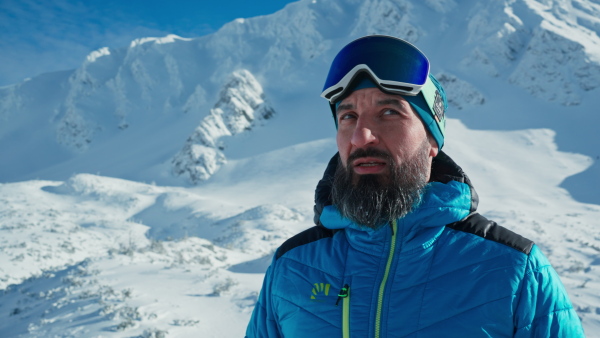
[336,103,354,115]
[336,98,403,115]
[376,98,402,107]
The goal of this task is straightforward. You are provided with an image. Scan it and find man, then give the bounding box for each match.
[246,35,584,337]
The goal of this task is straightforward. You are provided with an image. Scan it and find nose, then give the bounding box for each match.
[351,121,378,148]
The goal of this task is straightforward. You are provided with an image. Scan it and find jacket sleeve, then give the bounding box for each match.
[513,245,585,337]
[245,259,282,338]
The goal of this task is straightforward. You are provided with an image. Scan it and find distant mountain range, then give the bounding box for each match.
[1,0,598,202]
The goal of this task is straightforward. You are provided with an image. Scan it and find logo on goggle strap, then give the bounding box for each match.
[310,283,331,302]
[433,90,445,122]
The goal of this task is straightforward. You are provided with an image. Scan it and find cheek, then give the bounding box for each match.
[336,133,350,167]
[386,134,422,158]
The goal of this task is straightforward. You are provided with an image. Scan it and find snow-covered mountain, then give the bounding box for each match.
[172,69,275,183]
[1,0,600,336]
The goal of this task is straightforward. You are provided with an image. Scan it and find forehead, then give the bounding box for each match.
[341,87,397,101]
[336,87,408,112]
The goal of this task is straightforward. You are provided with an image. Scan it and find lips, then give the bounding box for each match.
[356,161,384,167]
[352,157,387,174]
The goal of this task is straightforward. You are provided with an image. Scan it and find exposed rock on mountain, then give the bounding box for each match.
[461,0,600,105]
[508,27,600,106]
[171,70,275,184]
[436,72,485,110]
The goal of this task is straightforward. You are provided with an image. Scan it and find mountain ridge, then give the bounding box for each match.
[1,0,599,196]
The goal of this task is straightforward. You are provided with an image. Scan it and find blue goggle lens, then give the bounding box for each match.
[322,36,430,102]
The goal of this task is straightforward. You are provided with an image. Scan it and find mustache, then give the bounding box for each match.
[347,148,393,165]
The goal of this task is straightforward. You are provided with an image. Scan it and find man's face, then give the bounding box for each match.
[335,87,438,180]
[331,87,439,229]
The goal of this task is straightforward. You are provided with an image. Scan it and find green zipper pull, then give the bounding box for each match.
[339,284,351,338]
[336,284,350,306]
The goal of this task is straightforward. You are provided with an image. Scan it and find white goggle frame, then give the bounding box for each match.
[320,64,427,104]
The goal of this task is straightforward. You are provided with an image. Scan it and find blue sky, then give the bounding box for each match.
[0,0,298,87]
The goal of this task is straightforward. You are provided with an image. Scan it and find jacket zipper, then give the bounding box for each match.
[337,284,350,338]
[375,219,398,338]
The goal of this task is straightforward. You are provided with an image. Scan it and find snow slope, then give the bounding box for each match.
[1,0,600,336]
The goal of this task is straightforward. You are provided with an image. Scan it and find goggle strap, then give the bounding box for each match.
[420,76,445,134]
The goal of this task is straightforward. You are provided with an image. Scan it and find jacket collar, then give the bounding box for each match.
[312,150,477,254]
[318,180,472,253]
[313,150,479,229]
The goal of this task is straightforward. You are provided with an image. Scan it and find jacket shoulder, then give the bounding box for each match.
[276,226,337,260]
[447,213,534,255]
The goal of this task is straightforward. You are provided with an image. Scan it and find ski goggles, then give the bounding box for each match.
[321,35,430,104]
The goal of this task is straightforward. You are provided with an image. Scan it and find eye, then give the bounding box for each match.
[382,109,400,116]
[338,113,356,122]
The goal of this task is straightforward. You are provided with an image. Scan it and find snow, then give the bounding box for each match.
[129,35,192,49]
[85,47,111,64]
[0,139,326,336]
[1,0,600,336]
[171,69,275,183]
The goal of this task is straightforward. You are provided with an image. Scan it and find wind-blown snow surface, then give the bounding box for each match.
[1,0,600,336]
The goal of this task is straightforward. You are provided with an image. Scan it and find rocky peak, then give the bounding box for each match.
[171,70,275,184]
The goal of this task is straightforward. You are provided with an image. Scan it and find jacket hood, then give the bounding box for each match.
[313,151,479,227]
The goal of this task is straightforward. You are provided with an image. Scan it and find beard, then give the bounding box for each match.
[331,139,432,230]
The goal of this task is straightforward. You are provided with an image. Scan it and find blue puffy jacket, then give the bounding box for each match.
[246,152,584,337]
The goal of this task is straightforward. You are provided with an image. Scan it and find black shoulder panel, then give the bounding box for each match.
[276,226,336,260]
[447,213,534,255]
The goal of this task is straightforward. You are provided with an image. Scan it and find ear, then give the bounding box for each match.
[428,136,439,158]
